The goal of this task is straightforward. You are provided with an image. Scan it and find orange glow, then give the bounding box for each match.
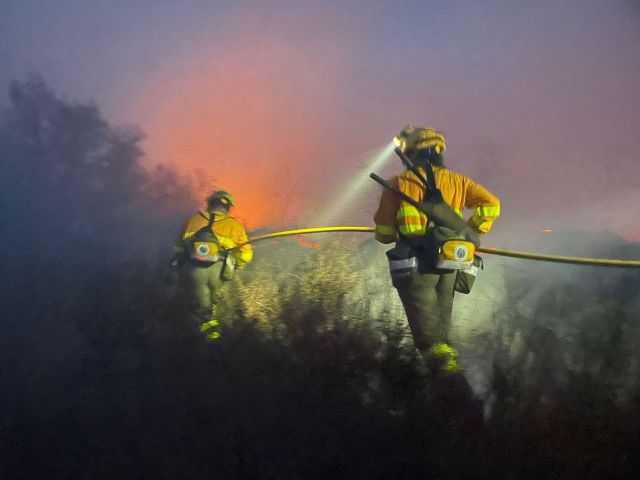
[129,12,354,231]
[296,236,320,249]
[135,67,315,230]
[622,228,640,244]
[540,228,553,233]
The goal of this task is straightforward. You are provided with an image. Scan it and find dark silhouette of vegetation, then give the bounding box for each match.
[1,76,639,479]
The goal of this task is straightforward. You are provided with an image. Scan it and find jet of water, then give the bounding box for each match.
[316,142,396,226]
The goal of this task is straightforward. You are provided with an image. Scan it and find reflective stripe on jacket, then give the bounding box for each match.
[174,211,254,267]
[373,166,500,243]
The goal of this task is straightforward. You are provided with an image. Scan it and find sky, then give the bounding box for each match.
[1,0,639,245]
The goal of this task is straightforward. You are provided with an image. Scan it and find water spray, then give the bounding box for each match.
[315,142,396,225]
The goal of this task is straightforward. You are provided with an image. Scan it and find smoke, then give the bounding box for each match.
[2,0,639,238]
[117,0,640,237]
[455,227,640,401]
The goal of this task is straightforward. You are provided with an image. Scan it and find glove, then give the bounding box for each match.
[461,226,481,247]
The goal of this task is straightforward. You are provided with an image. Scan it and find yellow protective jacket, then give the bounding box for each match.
[174,211,254,267]
[374,166,500,243]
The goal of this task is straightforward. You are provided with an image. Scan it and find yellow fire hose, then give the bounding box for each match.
[236,226,640,268]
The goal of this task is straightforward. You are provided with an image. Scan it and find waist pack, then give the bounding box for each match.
[191,241,220,263]
[387,226,476,287]
[189,215,222,265]
[386,243,418,287]
[424,226,475,271]
[454,254,483,294]
[188,214,236,280]
[190,235,221,264]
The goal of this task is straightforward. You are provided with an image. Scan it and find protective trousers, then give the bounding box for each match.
[189,262,224,319]
[394,269,456,353]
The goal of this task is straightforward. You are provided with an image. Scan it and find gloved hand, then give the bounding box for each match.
[461,226,481,247]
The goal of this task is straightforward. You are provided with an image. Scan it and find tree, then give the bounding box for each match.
[0,74,190,269]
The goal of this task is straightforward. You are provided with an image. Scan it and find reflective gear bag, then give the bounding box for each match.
[454,254,483,294]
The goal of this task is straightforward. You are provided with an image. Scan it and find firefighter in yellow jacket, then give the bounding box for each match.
[374,126,500,373]
[172,190,253,340]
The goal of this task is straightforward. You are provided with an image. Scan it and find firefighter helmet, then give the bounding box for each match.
[207,190,236,209]
[393,125,447,155]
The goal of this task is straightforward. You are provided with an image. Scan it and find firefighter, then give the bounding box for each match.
[172,190,253,340]
[374,126,500,373]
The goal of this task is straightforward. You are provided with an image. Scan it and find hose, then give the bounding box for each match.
[477,247,640,268]
[236,226,640,269]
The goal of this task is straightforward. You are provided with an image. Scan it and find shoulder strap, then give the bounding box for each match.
[193,211,221,246]
[422,161,443,202]
[422,160,437,192]
[394,146,442,201]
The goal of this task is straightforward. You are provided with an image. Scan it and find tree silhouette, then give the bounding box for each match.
[0,74,190,270]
